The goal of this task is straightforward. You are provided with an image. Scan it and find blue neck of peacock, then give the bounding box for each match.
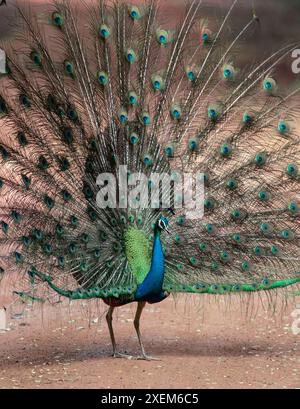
[135,227,165,301]
[149,228,165,288]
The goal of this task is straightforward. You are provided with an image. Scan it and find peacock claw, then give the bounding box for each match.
[112,352,133,360]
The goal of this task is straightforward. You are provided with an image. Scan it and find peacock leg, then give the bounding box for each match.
[134,301,160,361]
[106,306,132,359]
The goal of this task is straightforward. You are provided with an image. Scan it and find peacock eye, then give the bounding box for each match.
[62,127,73,144]
[64,60,74,75]
[286,163,298,178]
[151,74,165,91]
[93,248,100,259]
[1,221,9,234]
[187,71,196,81]
[55,224,64,236]
[258,190,269,201]
[243,112,253,124]
[17,131,28,147]
[210,262,219,272]
[253,246,263,256]
[143,154,153,166]
[263,77,276,93]
[177,216,185,226]
[30,51,42,66]
[202,32,210,44]
[260,222,272,234]
[67,108,78,121]
[254,152,267,167]
[22,236,31,247]
[129,6,141,20]
[99,24,110,39]
[142,112,150,125]
[263,81,272,90]
[241,260,251,271]
[118,108,128,124]
[80,262,88,272]
[68,243,77,255]
[281,229,294,240]
[128,91,138,105]
[287,201,299,214]
[44,194,55,209]
[222,64,235,80]
[209,108,216,118]
[129,132,139,145]
[231,208,247,222]
[270,245,280,256]
[208,103,221,121]
[97,71,108,85]
[154,80,160,89]
[232,233,241,243]
[220,143,232,157]
[125,48,137,63]
[226,178,237,190]
[11,210,21,223]
[220,251,231,262]
[199,242,208,252]
[56,106,65,118]
[14,251,23,264]
[206,223,215,233]
[224,69,231,78]
[33,228,43,240]
[52,12,64,27]
[205,198,216,211]
[170,105,181,120]
[20,94,31,108]
[70,215,79,227]
[156,29,169,45]
[188,138,198,151]
[164,144,174,157]
[62,190,72,202]
[278,120,288,134]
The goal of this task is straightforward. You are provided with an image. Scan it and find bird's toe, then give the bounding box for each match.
[112,352,133,360]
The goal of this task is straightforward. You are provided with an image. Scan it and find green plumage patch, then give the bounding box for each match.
[124,227,151,284]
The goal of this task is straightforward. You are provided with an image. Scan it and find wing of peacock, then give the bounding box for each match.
[0,0,299,304]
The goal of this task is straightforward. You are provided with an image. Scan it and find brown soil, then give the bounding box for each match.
[0,295,300,389]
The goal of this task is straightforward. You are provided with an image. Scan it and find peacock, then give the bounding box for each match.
[0,0,300,361]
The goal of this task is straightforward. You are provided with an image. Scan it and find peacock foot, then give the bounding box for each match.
[112,352,133,360]
[136,354,161,361]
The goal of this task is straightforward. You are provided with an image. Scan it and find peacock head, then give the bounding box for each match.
[157,216,170,233]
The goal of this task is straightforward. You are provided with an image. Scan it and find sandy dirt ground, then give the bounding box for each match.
[0,295,300,389]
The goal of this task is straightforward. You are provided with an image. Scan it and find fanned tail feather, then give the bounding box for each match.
[0,0,299,305]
